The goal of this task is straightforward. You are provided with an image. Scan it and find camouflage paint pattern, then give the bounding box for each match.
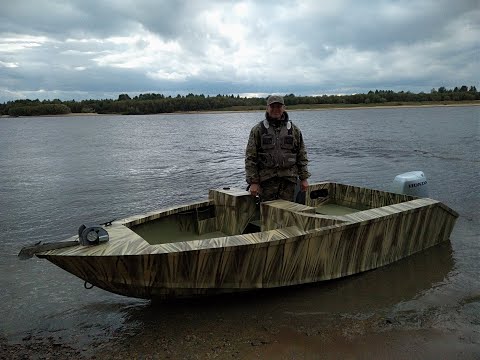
[36,183,458,299]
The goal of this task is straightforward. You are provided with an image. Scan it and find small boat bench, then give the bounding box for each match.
[261,199,347,232]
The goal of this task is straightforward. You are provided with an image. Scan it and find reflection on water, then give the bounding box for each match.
[1,107,479,355]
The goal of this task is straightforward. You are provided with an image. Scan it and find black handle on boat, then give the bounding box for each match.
[100,218,116,226]
[295,188,328,204]
[310,189,329,199]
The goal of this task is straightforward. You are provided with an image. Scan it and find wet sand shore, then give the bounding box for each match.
[3,304,478,360]
[3,281,479,360]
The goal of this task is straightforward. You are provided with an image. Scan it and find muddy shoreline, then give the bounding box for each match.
[3,300,478,359]
[3,276,479,359]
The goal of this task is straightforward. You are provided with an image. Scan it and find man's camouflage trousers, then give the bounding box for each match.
[260,177,296,202]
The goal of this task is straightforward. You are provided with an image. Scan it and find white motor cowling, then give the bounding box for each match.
[391,171,429,197]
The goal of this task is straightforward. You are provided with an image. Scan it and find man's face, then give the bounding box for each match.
[267,103,285,120]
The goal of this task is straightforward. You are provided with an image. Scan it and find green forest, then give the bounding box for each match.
[1,86,478,116]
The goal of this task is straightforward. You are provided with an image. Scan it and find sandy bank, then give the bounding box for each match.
[4,306,477,359]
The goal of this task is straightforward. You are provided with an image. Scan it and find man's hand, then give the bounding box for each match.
[300,179,309,192]
[249,183,260,197]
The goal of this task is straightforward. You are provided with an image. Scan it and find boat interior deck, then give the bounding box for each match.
[125,182,418,245]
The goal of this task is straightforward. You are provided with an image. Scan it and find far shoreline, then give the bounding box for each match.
[1,101,478,118]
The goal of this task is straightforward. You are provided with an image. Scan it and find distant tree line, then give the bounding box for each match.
[1,86,478,116]
[7,103,71,116]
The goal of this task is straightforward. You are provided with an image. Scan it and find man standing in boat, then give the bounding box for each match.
[245,95,310,201]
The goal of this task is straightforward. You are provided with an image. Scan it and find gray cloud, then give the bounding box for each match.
[0,0,478,102]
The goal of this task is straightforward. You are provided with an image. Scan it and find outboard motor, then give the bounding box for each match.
[78,224,109,246]
[391,171,429,197]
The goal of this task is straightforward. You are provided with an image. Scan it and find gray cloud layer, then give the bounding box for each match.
[0,0,478,101]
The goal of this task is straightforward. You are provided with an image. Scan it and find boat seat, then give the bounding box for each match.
[260,200,346,232]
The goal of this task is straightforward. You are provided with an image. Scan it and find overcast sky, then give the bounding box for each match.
[0,0,478,102]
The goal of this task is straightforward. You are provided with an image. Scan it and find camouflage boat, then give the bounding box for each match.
[19,181,458,300]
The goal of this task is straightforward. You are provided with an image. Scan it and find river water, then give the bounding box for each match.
[0,106,479,358]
